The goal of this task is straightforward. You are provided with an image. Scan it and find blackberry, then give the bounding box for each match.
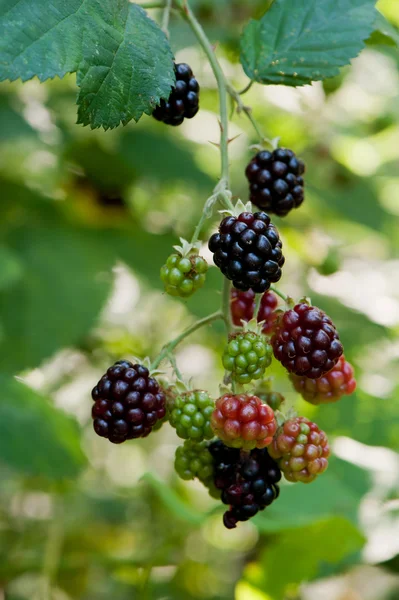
[290,355,356,405]
[231,288,279,334]
[152,62,200,126]
[169,390,214,440]
[208,211,285,293]
[174,440,214,483]
[271,303,343,379]
[160,252,208,298]
[222,331,272,384]
[269,417,330,483]
[209,440,281,529]
[91,361,166,443]
[246,148,305,216]
[211,393,277,450]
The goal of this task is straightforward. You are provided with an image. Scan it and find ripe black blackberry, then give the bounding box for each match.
[152,63,200,126]
[272,303,343,378]
[209,440,281,529]
[246,148,305,216]
[91,361,166,444]
[208,211,284,293]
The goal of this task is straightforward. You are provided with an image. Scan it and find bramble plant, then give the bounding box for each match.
[0,0,384,533]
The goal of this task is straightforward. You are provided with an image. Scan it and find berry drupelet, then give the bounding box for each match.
[152,63,200,126]
[208,211,285,293]
[269,417,330,483]
[290,355,356,404]
[272,303,343,378]
[209,440,281,529]
[211,393,277,450]
[246,148,305,216]
[91,361,166,444]
[231,288,279,333]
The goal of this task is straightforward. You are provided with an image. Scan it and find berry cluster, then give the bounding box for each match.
[290,355,356,404]
[209,440,281,528]
[169,390,214,440]
[231,288,278,334]
[153,63,200,126]
[88,52,356,528]
[272,303,343,378]
[208,211,285,293]
[211,394,277,450]
[222,331,272,384]
[160,252,208,298]
[246,149,305,216]
[91,361,166,444]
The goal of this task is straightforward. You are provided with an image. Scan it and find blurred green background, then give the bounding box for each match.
[0,0,398,598]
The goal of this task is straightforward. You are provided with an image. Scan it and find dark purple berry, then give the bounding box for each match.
[208,211,284,293]
[246,148,306,216]
[272,304,344,378]
[153,62,200,126]
[91,361,166,443]
[208,440,281,529]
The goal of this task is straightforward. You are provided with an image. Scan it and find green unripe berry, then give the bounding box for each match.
[169,390,214,440]
[174,440,215,484]
[257,391,285,411]
[160,252,208,298]
[222,331,272,384]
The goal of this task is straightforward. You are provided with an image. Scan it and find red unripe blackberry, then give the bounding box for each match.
[271,303,343,379]
[209,440,281,528]
[208,211,285,294]
[290,355,356,404]
[268,417,330,483]
[211,394,277,450]
[91,361,166,444]
[152,62,200,126]
[231,288,278,334]
[246,148,305,216]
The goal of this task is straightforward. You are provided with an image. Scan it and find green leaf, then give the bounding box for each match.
[254,456,370,533]
[367,11,399,47]
[76,2,175,129]
[0,95,36,142]
[0,375,86,479]
[240,0,377,86]
[119,130,213,190]
[0,246,23,291]
[0,1,175,129]
[245,516,365,597]
[0,226,114,372]
[142,473,205,526]
[0,0,84,82]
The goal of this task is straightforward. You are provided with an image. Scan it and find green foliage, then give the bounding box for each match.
[0,0,397,598]
[76,2,175,129]
[0,375,86,478]
[0,0,175,129]
[245,516,366,597]
[240,0,377,86]
[0,0,84,82]
[368,11,399,46]
[0,225,114,372]
[119,130,213,190]
[254,457,370,532]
